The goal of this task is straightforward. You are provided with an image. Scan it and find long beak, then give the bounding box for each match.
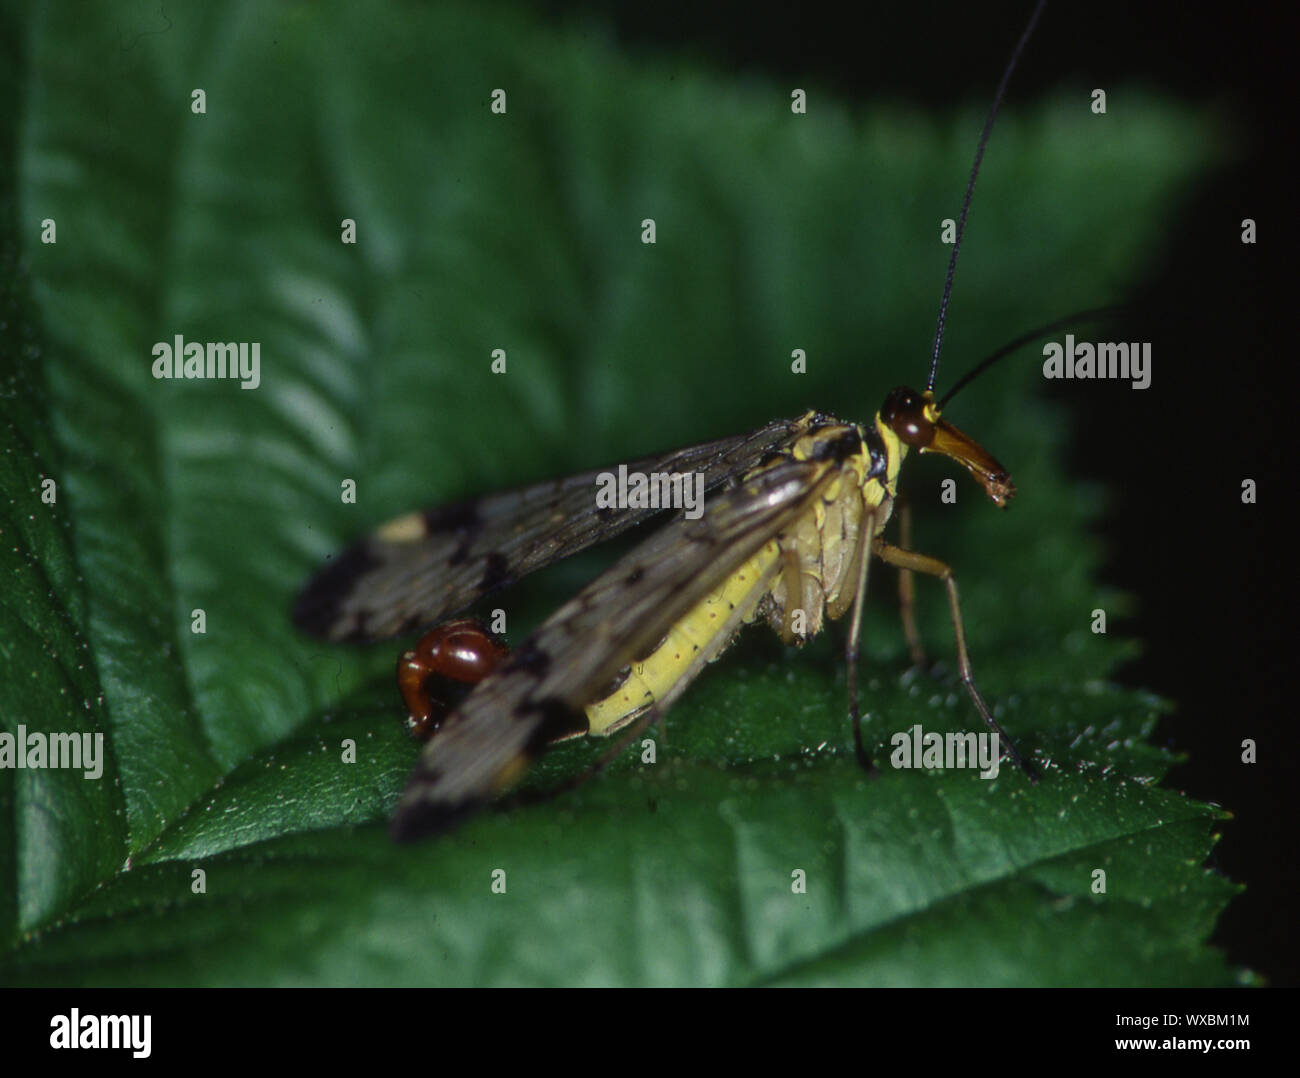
[923,418,1016,507]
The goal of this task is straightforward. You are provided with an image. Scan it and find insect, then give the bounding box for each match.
[294,2,1053,841]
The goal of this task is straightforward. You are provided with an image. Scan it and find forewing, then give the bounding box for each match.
[389,456,837,840]
[293,416,807,642]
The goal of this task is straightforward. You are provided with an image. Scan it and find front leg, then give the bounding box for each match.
[872,539,1039,781]
[894,499,928,669]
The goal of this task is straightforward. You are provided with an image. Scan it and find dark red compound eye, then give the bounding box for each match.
[879,386,937,449]
[397,619,511,740]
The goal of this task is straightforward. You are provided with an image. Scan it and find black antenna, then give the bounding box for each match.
[938,305,1123,408]
[926,0,1047,395]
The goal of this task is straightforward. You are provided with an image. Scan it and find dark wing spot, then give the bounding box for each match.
[292,542,382,639]
[389,787,483,843]
[624,566,646,586]
[478,551,512,593]
[529,697,589,744]
[423,500,481,533]
[511,640,552,678]
[425,501,482,567]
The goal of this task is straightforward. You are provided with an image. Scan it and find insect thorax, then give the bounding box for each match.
[760,411,903,640]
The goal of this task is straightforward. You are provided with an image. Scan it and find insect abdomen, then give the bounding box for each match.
[584,538,782,734]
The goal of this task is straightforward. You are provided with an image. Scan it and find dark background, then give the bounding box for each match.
[539,0,1293,984]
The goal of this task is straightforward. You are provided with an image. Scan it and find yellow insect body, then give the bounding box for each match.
[584,537,781,734]
[584,414,907,735]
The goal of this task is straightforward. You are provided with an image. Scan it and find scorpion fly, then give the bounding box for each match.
[294,2,1052,841]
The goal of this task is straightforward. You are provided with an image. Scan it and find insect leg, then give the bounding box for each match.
[778,545,803,645]
[845,508,877,774]
[872,540,1039,781]
[895,500,928,668]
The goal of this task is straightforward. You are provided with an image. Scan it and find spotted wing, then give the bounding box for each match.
[389,455,839,840]
[293,416,809,642]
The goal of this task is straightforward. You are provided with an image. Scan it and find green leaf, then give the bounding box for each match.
[0,0,1247,985]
